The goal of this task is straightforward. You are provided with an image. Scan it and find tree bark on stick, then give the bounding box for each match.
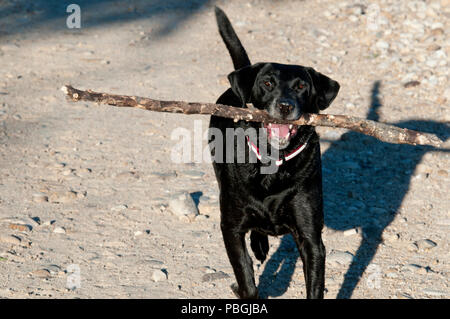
[61,85,443,148]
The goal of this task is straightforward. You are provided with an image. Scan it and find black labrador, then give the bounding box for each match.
[209,7,340,299]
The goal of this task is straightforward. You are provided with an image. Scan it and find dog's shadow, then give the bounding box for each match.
[258,81,449,298]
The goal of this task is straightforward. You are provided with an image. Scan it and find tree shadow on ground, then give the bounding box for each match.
[258,81,449,298]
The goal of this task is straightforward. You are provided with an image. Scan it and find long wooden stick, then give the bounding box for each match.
[61,85,443,147]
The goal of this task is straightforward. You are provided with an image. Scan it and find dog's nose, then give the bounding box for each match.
[277,101,294,115]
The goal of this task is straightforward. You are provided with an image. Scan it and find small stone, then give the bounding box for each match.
[8,223,31,232]
[46,265,62,275]
[181,170,205,179]
[343,228,359,236]
[0,235,21,245]
[423,288,447,297]
[111,204,127,211]
[430,28,444,36]
[198,201,218,216]
[404,80,420,88]
[30,269,51,279]
[195,214,209,221]
[32,193,48,203]
[426,59,438,68]
[48,191,77,204]
[401,264,422,273]
[61,168,73,176]
[53,226,66,234]
[397,292,414,299]
[200,266,216,274]
[149,171,175,180]
[76,191,87,199]
[202,271,230,282]
[152,269,168,282]
[383,232,400,242]
[414,239,437,251]
[326,250,354,265]
[25,217,41,227]
[53,162,66,169]
[375,40,389,50]
[437,169,448,176]
[134,231,143,236]
[168,192,199,217]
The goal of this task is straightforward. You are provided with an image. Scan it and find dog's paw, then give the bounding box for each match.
[230,283,259,299]
[230,283,240,298]
[250,231,269,263]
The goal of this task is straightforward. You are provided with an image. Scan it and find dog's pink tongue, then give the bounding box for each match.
[270,124,290,138]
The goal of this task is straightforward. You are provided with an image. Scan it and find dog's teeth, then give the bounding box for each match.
[289,125,293,129]
[268,123,272,128]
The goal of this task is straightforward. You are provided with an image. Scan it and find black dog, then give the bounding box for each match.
[209,7,340,299]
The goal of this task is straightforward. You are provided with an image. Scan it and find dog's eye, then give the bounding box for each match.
[264,81,272,88]
[297,83,304,90]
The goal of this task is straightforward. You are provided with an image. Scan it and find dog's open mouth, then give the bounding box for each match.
[263,123,298,149]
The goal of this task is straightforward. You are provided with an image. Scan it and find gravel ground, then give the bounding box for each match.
[0,0,448,299]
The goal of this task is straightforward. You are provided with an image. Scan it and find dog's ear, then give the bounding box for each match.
[227,63,264,106]
[307,67,340,110]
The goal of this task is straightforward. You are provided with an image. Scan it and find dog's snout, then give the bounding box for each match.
[277,100,294,114]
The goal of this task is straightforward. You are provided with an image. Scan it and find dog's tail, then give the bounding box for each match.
[215,6,251,70]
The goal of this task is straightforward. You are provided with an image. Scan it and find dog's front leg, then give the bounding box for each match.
[292,201,326,299]
[221,226,258,299]
[294,232,326,299]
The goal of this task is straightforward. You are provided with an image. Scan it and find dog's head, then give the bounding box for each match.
[228,62,340,149]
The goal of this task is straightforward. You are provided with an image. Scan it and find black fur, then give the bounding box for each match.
[209,7,340,299]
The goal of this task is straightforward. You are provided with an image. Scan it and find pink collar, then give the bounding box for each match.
[246,136,307,166]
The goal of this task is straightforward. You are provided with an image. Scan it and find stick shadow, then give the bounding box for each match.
[258,80,449,298]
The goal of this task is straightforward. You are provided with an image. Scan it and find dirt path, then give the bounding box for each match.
[0,0,448,298]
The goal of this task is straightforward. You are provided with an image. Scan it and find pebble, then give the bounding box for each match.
[202,271,230,282]
[168,192,199,218]
[149,171,176,180]
[422,288,447,297]
[326,250,354,265]
[111,204,128,212]
[48,191,78,204]
[375,40,390,50]
[401,263,423,273]
[61,168,74,176]
[32,193,48,203]
[53,226,66,234]
[9,223,31,232]
[437,169,447,177]
[152,269,168,282]
[30,269,51,279]
[414,239,437,251]
[180,170,205,179]
[0,235,21,245]
[197,200,219,216]
[382,232,400,242]
[343,228,359,236]
[404,80,420,88]
[46,265,62,275]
